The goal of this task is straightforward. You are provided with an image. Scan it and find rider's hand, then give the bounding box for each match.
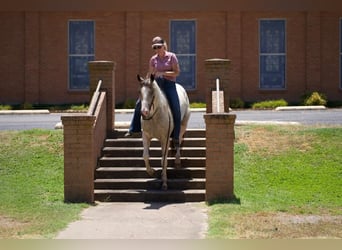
[154,71,164,78]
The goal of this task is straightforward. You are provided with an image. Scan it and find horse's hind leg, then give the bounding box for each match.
[161,161,168,190]
[160,140,169,190]
[174,146,181,169]
[174,121,185,168]
[179,110,190,145]
[175,110,190,168]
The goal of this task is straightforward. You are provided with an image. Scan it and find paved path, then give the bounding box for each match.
[56,202,207,239]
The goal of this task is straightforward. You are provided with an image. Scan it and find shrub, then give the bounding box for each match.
[190,102,206,108]
[230,98,245,109]
[123,99,137,109]
[303,92,327,106]
[252,99,288,109]
[0,105,12,110]
[70,104,88,111]
[22,102,33,109]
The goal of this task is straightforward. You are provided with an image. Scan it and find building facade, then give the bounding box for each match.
[1,0,341,106]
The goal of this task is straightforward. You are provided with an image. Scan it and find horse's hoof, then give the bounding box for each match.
[146,168,155,177]
[161,183,168,191]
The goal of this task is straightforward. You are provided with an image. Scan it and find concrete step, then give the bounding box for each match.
[103,137,206,148]
[109,128,205,139]
[98,156,206,168]
[94,128,206,202]
[94,178,205,190]
[102,147,206,157]
[94,189,206,202]
[95,167,206,179]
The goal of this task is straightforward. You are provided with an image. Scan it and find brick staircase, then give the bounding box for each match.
[94,129,206,202]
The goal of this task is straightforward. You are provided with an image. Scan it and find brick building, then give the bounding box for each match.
[1,0,341,106]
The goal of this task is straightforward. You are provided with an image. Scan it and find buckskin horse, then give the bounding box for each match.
[137,74,190,190]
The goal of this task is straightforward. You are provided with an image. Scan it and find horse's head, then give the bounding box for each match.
[137,74,156,119]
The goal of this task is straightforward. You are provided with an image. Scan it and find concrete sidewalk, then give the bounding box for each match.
[55,202,208,239]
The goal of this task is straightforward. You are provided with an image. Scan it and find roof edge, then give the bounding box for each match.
[1,0,342,12]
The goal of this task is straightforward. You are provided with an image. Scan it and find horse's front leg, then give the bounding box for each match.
[160,138,170,190]
[142,133,155,177]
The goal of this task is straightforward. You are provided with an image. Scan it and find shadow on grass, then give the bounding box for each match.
[207,195,241,206]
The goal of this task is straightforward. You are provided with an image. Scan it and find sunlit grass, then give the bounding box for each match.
[208,125,342,238]
[0,129,88,238]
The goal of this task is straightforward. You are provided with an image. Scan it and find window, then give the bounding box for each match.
[68,20,95,90]
[170,20,196,90]
[259,19,286,89]
[340,18,342,88]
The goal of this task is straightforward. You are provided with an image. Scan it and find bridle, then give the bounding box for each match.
[142,95,157,120]
[141,81,158,121]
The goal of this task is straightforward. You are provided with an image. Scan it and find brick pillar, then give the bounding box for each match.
[204,113,236,202]
[88,61,116,134]
[204,59,231,113]
[204,58,235,202]
[61,116,96,203]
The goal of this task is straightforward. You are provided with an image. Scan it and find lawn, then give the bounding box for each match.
[0,126,341,238]
[0,129,88,238]
[208,125,342,238]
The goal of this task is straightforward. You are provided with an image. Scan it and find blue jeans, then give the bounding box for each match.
[129,77,181,142]
[129,99,141,133]
[156,77,181,142]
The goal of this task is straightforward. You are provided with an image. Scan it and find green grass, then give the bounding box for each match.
[0,129,88,238]
[208,125,342,238]
[1,126,341,238]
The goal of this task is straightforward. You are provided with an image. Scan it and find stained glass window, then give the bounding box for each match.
[170,20,196,90]
[68,21,95,90]
[340,18,342,88]
[259,19,286,89]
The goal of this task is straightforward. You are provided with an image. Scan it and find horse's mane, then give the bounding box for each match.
[144,76,167,105]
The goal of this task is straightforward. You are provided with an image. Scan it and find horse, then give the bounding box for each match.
[137,74,191,190]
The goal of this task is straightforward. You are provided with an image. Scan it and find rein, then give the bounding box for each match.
[142,95,158,120]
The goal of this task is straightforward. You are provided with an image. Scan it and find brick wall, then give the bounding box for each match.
[0,12,25,104]
[321,13,342,101]
[0,10,341,105]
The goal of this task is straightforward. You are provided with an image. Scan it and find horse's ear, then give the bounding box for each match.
[137,74,144,83]
[150,74,155,83]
